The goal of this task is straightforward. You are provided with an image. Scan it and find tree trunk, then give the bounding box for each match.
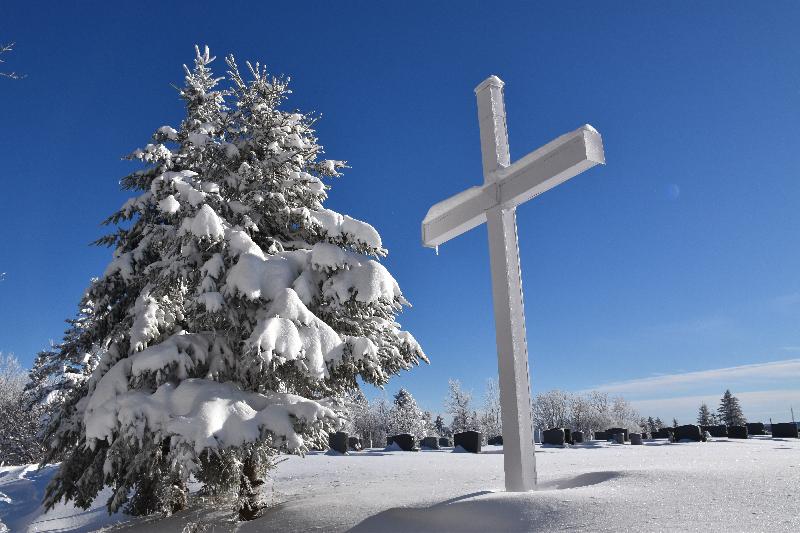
[238,451,266,521]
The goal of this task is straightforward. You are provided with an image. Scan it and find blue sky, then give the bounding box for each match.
[1,1,799,424]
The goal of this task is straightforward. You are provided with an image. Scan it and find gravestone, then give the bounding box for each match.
[594,431,608,441]
[652,429,672,440]
[572,431,585,443]
[439,437,452,447]
[454,431,482,453]
[563,428,573,445]
[629,433,643,445]
[771,423,799,438]
[386,436,394,447]
[640,432,650,440]
[728,425,748,439]
[606,427,628,441]
[611,432,625,444]
[708,425,728,437]
[391,434,417,451]
[674,425,704,442]
[746,422,767,435]
[488,435,504,445]
[348,436,362,451]
[543,428,566,446]
[422,76,605,491]
[420,436,440,449]
[329,431,349,454]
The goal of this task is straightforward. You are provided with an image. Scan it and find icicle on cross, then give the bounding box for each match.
[421,75,605,491]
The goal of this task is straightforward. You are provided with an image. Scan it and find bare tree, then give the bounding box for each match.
[1,42,24,80]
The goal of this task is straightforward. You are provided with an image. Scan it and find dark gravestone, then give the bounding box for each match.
[746,422,767,435]
[420,436,440,449]
[674,425,703,442]
[564,428,573,445]
[708,425,728,437]
[771,423,799,438]
[594,431,608,441]
[607,427,629,441]
[572,431,585,443]
[386,436,394,447]
[611,432,625,444]
[728,425,748,439]
[629,433,643,445]
[543,428,566,446]
[487,435,503,445]
[454,431,482,453]
[640,432,650,440]
[391,434,416,451]
[329,431,349,454]
[652,429,669,439]
[348,436,362,451]
[438,437,452,447]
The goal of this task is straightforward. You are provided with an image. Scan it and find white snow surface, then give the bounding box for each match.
[2,437,798,532]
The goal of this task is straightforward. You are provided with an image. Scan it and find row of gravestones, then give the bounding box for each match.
[328,431,496,454]
[542,422,799,446]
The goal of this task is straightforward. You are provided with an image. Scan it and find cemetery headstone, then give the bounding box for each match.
[607,427,629,441]
[386,436,394,447]
[652,429,670,439]
[543,428,566,446]
[454,431,482,453]
[572,431,585,443]
[563,428,573,445]
[347,436,362,451]
[746,422,767,436]
[611,433,625,444]
[728,425,748,439]
[439,437,452,447]
[771,423,799,439]
[594,431,608,441]
[391,434,417,451]
[674,425,704,442]
[422,76,605,492]
[421,436,440,449]
[708,425,728,438]
[488,435,504,445]
[629,433,643,445]
[329,431,349,454]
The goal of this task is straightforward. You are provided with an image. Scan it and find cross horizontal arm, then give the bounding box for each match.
[422,124,605,248]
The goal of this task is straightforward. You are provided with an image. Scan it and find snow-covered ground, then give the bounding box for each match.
[2,436,799,532]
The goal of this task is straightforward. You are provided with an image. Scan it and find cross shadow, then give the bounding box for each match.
[347,471,621,533]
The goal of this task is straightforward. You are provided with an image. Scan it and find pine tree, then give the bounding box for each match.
[388,388,425,438]
[717,389,746,426]
[654,417,664,430]
[646,416,657,433]
[697,403,714,425]
[42,47,426,519]
[672,418,679,427]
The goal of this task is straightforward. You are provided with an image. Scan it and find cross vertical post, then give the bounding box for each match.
[476,76,537,492]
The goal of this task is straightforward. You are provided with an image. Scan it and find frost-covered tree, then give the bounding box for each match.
[388,388,425,438]
[478,378,502,438]
[1,42,23,80]
[42,46,426,520]
[532,390,570,430]
[717,390,746,427]
[697,403,714,425]
[0,353,43,465]
[445,379,473,434]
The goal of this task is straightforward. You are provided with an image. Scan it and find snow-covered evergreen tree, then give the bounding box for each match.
[717,389,746,426]
[697,403,714,425]
[24,282,101,425]
[387,388,425,438]
[42,47,426,519]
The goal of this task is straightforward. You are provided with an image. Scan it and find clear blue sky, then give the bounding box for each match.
[2,1,799,423]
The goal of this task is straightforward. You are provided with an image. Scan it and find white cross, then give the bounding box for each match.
[422,75,605,491]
